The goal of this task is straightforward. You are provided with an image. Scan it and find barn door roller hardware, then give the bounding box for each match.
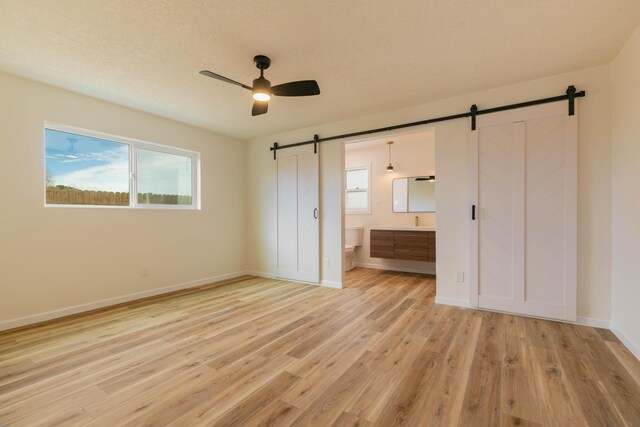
[269,86,585,158]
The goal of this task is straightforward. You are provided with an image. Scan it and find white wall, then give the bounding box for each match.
[246,64,612,323]
[345,130,436,273]
[611,25,640,356]
[0,71,247,328]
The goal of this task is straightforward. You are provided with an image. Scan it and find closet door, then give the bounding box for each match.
[470,101,577,321]
[277,147,320,283]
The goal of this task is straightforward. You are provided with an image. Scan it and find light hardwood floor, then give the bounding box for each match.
[1,268,639,426]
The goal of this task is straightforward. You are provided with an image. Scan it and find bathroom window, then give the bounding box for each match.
[345,166,371,214]
[44,124,200,209]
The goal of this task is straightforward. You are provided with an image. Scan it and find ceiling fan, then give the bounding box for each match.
[199,55,320,116]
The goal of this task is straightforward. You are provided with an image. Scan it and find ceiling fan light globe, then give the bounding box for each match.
[253,92,271,101]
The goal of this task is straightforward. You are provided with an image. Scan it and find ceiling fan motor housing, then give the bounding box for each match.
[253,76,271,94]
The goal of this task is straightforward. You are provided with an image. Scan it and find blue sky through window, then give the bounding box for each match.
[45,128,129,192]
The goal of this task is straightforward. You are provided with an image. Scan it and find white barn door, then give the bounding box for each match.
[277,146,320,283]
[470,101,577,321]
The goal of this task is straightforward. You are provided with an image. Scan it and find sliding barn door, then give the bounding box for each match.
[470,101,577,321]
[277,147,320,283]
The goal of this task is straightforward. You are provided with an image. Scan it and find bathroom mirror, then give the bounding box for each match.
[392,176,436,213]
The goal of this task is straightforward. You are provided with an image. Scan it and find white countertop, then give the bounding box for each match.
[370,226,436,231]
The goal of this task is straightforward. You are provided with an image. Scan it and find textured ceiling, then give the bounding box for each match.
[1,0,639,140]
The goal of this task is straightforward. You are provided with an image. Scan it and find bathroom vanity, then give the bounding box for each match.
[370,227,436,262]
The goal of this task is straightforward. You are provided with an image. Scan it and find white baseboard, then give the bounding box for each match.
[320,280,342,289]
[246,271,342,289]
[610,323,640,360]
[245,270,277,279]
[434,296,470,308]
[434,299,612,331]
[0,271,248,332]
[576,316,611,329]
[354,262,436,275]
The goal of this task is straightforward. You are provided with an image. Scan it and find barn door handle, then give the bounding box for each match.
[472,205,476,220]
[313,208,318,219]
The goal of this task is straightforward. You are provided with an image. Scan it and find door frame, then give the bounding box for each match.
[341,126,438,280]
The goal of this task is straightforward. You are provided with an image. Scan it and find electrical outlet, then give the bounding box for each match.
[455,271,464,282]
[140,268,149,278]
[324,258,331,269]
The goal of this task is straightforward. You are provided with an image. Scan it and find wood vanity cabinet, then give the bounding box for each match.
[370,230,436,262]
[369,230,395,259]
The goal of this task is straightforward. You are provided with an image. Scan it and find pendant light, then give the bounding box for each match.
[386,140,394,172]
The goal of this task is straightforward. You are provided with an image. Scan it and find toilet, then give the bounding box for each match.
[345,226,364,271]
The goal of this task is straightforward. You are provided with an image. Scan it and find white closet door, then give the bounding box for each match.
[277,155,299,277]
[295,152,320,282]
[277,147,320,283]
[470,101,577,321]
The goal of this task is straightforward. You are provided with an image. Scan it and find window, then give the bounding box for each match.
[45,124,199,209]
[345,166,370,214]
[136,149,193,206]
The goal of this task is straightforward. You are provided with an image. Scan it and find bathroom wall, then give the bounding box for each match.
[345,129,436,273]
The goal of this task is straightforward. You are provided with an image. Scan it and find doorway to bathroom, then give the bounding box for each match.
[342,128,437,297]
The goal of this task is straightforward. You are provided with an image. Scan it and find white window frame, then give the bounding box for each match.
[345,165,371,214]
[44,122,201,210]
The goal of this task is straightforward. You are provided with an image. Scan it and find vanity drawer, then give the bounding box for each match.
[395,231,429,261]
[395,231,430,248]
[370,230,395,259]
[394,248,430,261]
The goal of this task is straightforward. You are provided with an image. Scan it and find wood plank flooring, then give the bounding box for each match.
[1,268,639,426]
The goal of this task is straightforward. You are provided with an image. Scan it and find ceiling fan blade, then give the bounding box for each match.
[252,101,268,116]
[272,80,320,97]
[199,70,252,91]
